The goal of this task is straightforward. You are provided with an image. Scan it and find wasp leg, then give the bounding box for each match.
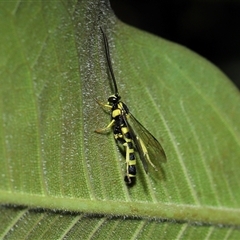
[95,99,112,110]
[137,136,156,169]
[95,119,115,133]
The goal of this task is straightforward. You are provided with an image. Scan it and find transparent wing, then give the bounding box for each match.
[124,113,167,173]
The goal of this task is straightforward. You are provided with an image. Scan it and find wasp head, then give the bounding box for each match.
[108,94,121,106]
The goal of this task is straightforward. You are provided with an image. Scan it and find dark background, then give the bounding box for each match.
[110,0,240,89]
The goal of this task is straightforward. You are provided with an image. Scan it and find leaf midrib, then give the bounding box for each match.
[1,190,240,226]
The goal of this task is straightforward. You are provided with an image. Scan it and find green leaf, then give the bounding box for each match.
[0,0,240,239]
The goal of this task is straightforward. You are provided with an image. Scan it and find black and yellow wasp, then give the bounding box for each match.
[95,27,167,185]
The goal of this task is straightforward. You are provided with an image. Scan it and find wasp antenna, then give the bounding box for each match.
[100,27,119,96]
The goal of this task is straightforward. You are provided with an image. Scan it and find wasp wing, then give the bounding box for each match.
[125,113,167,173]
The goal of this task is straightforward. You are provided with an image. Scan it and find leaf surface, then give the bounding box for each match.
[0,0,240,239]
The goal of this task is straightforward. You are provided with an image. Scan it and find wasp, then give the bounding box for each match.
[95,27,167,185]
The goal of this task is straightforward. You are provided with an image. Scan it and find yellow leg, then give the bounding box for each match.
[123,142,130,178]
[95,119,115,133]
[95,99,114,133]
[137,136,156,169]
[96,99,112,110]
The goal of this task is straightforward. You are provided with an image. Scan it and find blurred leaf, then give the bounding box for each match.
[0,0,240,239]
